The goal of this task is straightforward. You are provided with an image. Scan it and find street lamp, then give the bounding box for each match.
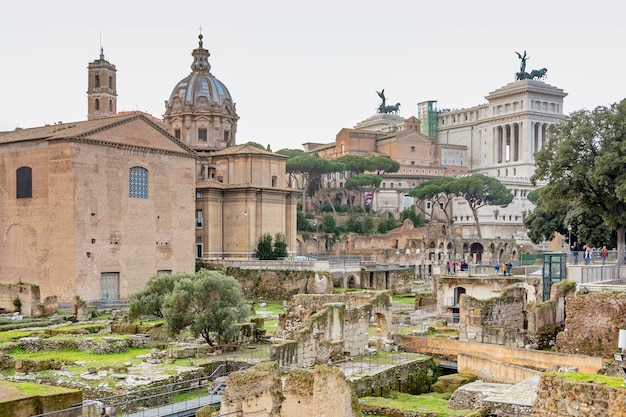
[567,224,572,245]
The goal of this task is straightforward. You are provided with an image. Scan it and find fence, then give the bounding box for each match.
[580,265,622,284]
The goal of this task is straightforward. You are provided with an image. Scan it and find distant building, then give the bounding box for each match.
[0,35,297,304]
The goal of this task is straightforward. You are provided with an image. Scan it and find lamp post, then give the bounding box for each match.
[567,224,572,245]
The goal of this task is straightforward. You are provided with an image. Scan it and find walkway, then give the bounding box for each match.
[122,394,222,417]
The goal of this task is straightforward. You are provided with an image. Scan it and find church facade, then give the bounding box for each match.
[0,35,297,304]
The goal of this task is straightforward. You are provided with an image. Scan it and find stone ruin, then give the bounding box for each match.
[269,291,392,367]
[215,361,360,417]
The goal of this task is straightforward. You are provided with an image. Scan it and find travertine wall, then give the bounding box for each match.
[533,372,626,417]
[0,284,40,316]
[459,287,527,347]
[556,292,626,358]
[272,292,392,367]
[401,336,605,377]
[219,362,360,417]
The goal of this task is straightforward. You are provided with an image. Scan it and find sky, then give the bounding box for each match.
[1,0,624,152]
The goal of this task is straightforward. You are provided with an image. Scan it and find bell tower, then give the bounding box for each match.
[87,48,117,120]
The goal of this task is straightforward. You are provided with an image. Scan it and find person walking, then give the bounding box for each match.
[601,245,608,265]
[507,260,513,276]
[571,242,580,265]
[585,245,591,265]
[494,261,500,274]
[502,261,507,276]
[446,261,451,275]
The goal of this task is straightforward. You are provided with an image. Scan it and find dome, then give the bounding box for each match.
[163,34,238,151]
[165,34,236,114]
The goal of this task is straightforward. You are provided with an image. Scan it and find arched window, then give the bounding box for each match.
[108,76,112,88]
[94,99,100,111]
[16,166,32,198]
[95,75,100,88]
[108,100,113,112]
[129,167,148,198]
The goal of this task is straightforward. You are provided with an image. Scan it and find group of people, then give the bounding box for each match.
[445,260,469,275]
[570,242,609,265]
[494,260,513,276]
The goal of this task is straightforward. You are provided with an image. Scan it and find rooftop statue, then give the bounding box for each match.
[376,89,401,114]
[515,50,547,81]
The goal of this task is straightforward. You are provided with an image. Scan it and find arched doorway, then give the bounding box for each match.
[470,242,484,263]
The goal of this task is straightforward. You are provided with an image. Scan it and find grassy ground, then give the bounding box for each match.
[359,391,473,416]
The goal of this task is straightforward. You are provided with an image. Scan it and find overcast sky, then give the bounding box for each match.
[1,0,624,151]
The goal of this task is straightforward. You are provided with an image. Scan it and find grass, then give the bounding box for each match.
[7,347,153,373]
[251,300,285,335]
[393,294,416,304]
[555,371,626,389]
[0,329,46,343]
[359,391,471,416]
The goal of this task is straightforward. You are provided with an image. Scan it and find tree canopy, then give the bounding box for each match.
[409,177,455,225]
[531,100,626,259]
[128,273,179,319]
[449,174,513,238]
[161,270,250,346]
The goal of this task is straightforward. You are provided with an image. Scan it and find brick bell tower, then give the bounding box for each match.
[87,48,117,120]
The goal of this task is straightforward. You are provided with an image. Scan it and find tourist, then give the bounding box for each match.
[446,261,451,275]
[601,245,608,265]
[494,261,500,274]
[502,261,507,276]
[584,245,592,265]
[507,260,512,276]
[571,242,580,265]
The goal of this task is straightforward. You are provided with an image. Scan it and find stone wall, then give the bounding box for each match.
[526,280,575,349]
[361,268,413,295]
[555,292,626,358]
[458,287,527,348]
[349,357,439,397]
[271,292,392,367]
[0,283,45,317]
[458,353,542,384]
[0,381,82,417]
[533,372,626,417]
[218,362,360,417]
[222,267,332,300]
[400,336,605,378]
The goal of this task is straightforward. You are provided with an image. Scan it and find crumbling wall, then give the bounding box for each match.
[556,292,626,358]
[458,287,526,348]
[533,372,626,417]
[222,267,332,300]
[271,291,392,367]
[219,361,283,416]
[219,362,360,417]
[364,269,412,294]
[0,283,43,316]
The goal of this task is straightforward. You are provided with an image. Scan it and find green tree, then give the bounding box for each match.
[297,210,312,232]
[245,141,266,150]
[361,216,375,234]
[532,100,626,260]
[345,174,382,210]
[449,174,513,238]
[273,233,288,259]
[399,205,423,227]
[322,213,336,233]
[377,218,398,233]
[409,177,455,224]
[255,233,274,260]
[276,148,305,158]
[162,270,250,346]
[129,272,180,319]
[286,153,337,217]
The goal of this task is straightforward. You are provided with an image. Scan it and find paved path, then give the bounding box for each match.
[122,394,222,417]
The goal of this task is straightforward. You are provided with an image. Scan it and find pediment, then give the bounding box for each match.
[78,116,194,155]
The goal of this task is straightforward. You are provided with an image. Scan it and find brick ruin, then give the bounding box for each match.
[215,361,360,417]
[457,280,576,349]
[270,291,392,367]
[0,283,58,317]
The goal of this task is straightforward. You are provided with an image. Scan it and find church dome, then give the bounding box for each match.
[165,34,236,114]
[163,34,238,151]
